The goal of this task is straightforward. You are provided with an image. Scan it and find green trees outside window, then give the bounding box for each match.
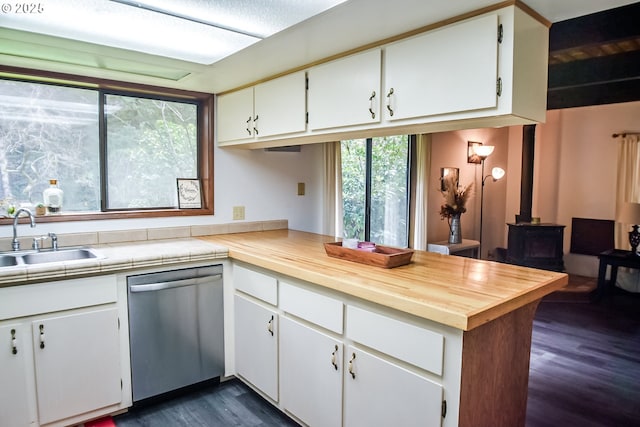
[341,135,410,247]
[0,79,199,214]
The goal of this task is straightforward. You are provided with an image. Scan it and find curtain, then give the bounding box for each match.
[411,134,431,250]
[323,142,343,238]
[615,134,640,248]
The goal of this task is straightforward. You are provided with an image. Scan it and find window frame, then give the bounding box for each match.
[0,65,214,225]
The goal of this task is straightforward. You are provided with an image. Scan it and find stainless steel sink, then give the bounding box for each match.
[20,248,99,265]
[0,248,102,267]
[0,255,19,267]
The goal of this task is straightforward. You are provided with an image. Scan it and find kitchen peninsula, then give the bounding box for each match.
[201,229,568,427]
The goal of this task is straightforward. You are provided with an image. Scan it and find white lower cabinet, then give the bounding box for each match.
[0,307,122,427]
[279,317,343,427]
[343,345,443,427]
[0,275,130,427]
[32,308,122,425]
[234,293,279,401]
[232,264,450,427]
[0,323,35,427]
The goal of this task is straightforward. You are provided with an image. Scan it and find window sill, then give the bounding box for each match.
[0,207,213,225]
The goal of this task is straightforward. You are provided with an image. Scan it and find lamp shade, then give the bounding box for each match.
[474,145,495,159]
[616,202,640,225]
[491,167,505,181]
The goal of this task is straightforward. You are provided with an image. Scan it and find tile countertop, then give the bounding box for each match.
[0,238,228,287]
[200,229,569,331]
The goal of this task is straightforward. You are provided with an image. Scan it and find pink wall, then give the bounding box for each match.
[429,128,509,259]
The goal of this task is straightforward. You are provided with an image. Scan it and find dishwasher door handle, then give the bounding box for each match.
[129,274,222,293]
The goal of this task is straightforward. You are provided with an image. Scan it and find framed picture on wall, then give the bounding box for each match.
[440,167,459,191]
[176,178,202,209]
[468,141,483,164]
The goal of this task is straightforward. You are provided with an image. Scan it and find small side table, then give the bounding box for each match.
[595,249,640,299]
[427,239,480,259]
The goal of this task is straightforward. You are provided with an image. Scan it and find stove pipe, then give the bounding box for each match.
[516,124,535,223]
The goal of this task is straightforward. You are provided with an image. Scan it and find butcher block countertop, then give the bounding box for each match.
[200,229,568,331]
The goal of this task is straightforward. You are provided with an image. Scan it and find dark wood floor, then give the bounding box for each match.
[114,290,640,427]
[527,290,640,427]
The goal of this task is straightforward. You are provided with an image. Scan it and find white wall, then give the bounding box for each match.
[0,143,325,238]
[506,100,640,277]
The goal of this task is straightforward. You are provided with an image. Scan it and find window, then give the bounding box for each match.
[341,135,411,247]
[0,69,213,223]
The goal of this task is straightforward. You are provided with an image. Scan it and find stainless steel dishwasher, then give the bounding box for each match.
[127,264,224,402]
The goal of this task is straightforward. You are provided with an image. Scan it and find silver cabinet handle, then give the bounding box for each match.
[11,328,17,355]
[267,315,274,336]
[253,115,259,135]
[331,345,339,370]
[369,91,376,119]
[129,274,222,293]
[246,116,252,135]
[39,324,45,349]
[386,87,394,117]
[348,352,356,379]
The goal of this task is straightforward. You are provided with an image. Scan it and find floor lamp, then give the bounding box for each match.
[473,145,505,258]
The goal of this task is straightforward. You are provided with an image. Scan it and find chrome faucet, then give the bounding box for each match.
[12,208,36,251]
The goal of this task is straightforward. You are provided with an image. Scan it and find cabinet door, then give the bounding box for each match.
[32,308,121,425]
[217,87,254,143]
[254,71,306,138]
[280,317,342,427]
[308,49,381,130]
[234,294,278,401]
[0,323,35,427]
[344,346,443,427]
[384,13,498,121]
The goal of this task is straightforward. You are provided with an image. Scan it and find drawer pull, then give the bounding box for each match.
[11,329,17,355]
[368,91,376,119]
[267,315,274,336]
[386,88,394,117]
[39,324,45,349]
[331,345,339,370]
[348,352,356,379]
[253,115,259,135]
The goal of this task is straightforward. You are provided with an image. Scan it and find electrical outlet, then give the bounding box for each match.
[233,206,245,220]
[297,182,305,196]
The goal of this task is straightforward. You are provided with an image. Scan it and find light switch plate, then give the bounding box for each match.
[297,182,305,196]
[233,206,245,220]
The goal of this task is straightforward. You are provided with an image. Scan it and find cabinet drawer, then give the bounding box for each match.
[234,264,278,305]
[0,275,117,320]
[280,281,343,334]
[346,305,444,375]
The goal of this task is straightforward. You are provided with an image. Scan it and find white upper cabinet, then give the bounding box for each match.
[217,87,254,142]
[216,5,548,149]
[384,13,498,121]
[308,49,381,130]
[254,72,307,138]
[217,72,307,144]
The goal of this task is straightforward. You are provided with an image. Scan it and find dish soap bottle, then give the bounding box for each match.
[43,179,63,214]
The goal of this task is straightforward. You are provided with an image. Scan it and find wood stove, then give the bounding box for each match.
[507,223,565,271]
[506,125,565,272]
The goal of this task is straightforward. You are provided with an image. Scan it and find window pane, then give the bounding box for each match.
[0,80,100,212]
[341,139,366,240]
[370,135,409,247]
[105,95,198,209]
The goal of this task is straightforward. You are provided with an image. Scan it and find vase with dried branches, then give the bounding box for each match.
[440,175,474,244]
